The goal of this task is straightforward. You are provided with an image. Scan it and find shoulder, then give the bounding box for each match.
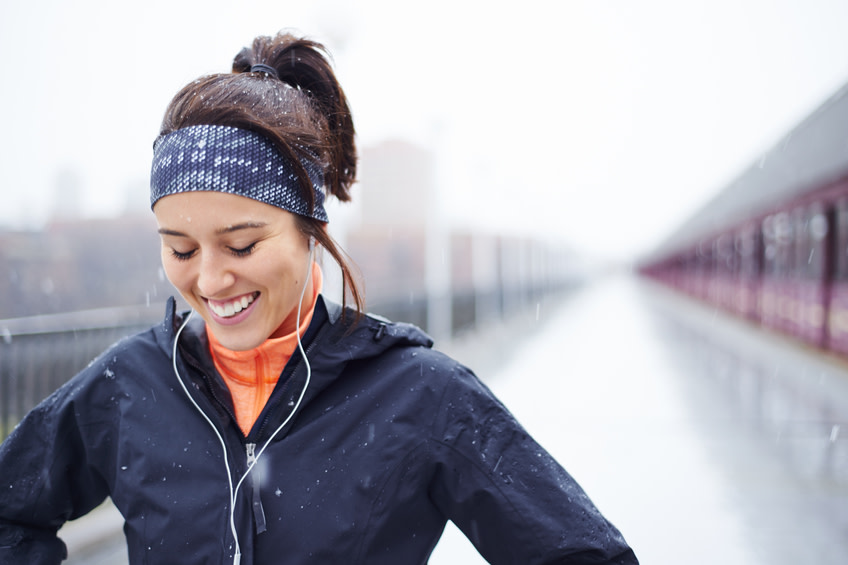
[48,320,174,412]
[88,324,169,374]
[362,335,488,414]
[74,296,188,382]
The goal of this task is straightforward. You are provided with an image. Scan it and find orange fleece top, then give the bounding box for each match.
[207,262,322,436]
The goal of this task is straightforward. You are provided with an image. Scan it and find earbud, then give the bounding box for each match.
[308,236,315,251]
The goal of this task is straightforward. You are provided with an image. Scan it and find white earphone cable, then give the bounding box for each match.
[171,309,242,561]
[171,245,316,565]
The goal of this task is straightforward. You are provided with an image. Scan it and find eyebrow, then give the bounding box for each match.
[157,222,268,237]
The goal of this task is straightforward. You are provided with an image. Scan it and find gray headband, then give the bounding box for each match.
[150,124,328,222]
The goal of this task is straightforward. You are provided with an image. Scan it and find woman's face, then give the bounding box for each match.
[153,191,313,351]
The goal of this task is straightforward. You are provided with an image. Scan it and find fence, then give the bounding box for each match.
[0,307,161,439]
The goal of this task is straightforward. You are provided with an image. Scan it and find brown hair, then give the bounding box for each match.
[158,32,363,315]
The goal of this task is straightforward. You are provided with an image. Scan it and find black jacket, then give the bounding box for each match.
[0,296,637,564]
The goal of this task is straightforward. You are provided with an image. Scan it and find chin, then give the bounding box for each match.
[216,330,265,352]
[199,316,266,351]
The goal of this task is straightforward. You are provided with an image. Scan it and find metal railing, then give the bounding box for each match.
[0,306,162,439]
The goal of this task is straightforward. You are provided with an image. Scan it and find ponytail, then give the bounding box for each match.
[232,34,357,203]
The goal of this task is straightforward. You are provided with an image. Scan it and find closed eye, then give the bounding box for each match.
[170,248,196,261]
[230,243,257,257]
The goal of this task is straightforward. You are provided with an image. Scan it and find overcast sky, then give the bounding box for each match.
[2,0,848,262]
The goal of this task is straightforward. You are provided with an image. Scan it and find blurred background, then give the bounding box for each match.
[3,1,848,563]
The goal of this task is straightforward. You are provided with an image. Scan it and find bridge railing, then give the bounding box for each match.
[0,307,162,439]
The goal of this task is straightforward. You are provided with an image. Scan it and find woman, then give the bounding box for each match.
[0,32,637,564]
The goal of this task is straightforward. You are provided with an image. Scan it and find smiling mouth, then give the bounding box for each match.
[207,292,259,318]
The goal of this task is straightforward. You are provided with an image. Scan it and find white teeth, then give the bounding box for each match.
[209,293,255,318]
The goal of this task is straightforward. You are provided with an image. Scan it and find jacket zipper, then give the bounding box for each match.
[246,442,267,534]
[177,348,261,543]
[245,333,323,536]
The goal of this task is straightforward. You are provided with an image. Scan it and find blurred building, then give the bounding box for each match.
[0,215,164,319]
[345,139,436,329]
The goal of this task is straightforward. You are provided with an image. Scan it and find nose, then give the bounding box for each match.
[196,251,236,297]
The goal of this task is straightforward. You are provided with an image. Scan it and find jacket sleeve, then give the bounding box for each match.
[428,365,638,565]
[0,371,111,565]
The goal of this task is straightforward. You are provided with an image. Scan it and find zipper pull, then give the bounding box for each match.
[246,442,257,467]
[246,443,267,534]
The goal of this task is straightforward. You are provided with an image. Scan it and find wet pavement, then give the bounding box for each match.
[433,272,848,564]
[62,272,848,563]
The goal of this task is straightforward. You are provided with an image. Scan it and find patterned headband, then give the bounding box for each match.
[150,124,328,222]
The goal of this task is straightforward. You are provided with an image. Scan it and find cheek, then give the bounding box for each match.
[160,251,191,292]
[264,258,306,298]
